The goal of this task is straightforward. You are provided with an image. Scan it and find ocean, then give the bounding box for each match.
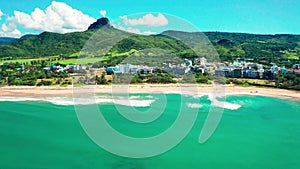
[0,94,299,169]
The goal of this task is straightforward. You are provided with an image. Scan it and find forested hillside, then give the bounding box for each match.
[0,18,299,66]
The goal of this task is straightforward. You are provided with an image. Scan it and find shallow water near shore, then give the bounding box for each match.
[0,94,299,169]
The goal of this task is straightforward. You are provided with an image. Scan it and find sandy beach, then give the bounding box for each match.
[0,84,299,100]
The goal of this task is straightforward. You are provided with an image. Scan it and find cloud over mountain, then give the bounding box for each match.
[0,1,96,37]
[121,13,168,27]
[12,1,95,33]
[0,9,22,38]
[100,10,107,17]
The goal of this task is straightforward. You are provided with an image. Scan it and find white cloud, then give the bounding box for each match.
[114,23,140,34]
[114,23,157,35]
[0,15,22,37]
[0,9,3,19]
[100,10,107,17]
[8,1,96,34]
[121,13,168,27]
[117,23,141,34]
[143,30,157,35]
[0,22,22,38]
[127,27,140,34]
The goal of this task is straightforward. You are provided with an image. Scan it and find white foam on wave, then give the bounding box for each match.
[187,103,202,109]
[211,100,241,110]
[0,96,155,107]
[0,97,40,102]
[45,97,75,106]
[145,95,154,99]
[208,94,242,110]
[129,96,141,99]
[191,94,206,99]
[112,99,154,107]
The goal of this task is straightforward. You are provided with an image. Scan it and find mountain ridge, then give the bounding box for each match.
[0,18,299,66]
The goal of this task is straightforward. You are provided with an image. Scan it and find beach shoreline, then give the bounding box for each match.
[0,84,299,100]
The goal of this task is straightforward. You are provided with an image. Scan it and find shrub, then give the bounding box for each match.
[37,80,52,86]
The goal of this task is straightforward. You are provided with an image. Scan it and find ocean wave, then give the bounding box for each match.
[0,96,155,107]
[129,96,141,99]
[191,94,206,99]
[145,95,154,99]
[99,98,154,107]
[208,94,242,110]
[0,97,41,102]
[211,100,241,110]
[187,103,202,109]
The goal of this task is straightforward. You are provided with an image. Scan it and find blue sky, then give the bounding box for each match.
[0,0,299,37]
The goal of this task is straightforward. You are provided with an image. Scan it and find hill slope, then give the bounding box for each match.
[0,18,299,65]
[163,30,300,62]
[0,37,17,45]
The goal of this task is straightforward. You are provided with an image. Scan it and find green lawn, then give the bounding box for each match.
[0,57,103,65]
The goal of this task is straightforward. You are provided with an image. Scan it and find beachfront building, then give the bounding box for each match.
[112,64,156,75]
[230,68,242,78]
[118,64,131,73]
[247,70,259,79]
[271,64,279,74]
[292,64,300,70]
[194,57,207,65]
[106,67,119,75]
[287,69,300,76]
[281,66,289,74]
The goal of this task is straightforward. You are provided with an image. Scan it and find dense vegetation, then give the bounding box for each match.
[0,62,71,86]
[0,37,17,45]
[0,31,94,58]
[162,31,300,66]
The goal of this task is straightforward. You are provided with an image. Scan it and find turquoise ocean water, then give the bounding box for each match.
[0,94,299,169]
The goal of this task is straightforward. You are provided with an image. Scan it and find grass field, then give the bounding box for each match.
[229,78,276,86]
[0,57,103,65]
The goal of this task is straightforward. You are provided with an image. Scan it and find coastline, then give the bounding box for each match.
[0,84,299,100]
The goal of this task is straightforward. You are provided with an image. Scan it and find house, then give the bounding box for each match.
[271,64,279,74]
[288,69,300,76]
[118,64,131,73]
[281,66,289,74]
[200,57,207,65]
[65,65,74,72]
[247,70,259,79]
[194,57,207,65]
[295,70,300,76]
[263,70,274,80]
[184,59,192,67]
[231,68,242,78]
[106,67,119,75]
[172,69,185,75]
[215,68,229,77]
[43,67,50,74]
[242,68,249,78]
[191,66,205,74]
[257,69,264,79]
[292,64,300,70]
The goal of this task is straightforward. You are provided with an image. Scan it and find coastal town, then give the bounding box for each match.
[104,57,300,79]
[0,56,299,89]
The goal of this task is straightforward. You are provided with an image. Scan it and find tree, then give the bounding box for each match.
[96,72,108,85]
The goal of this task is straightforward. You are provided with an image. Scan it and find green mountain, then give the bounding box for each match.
[0,37,17,45]
[0,18,299,66]
[163,30,300,62]
[0,31,94,58]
